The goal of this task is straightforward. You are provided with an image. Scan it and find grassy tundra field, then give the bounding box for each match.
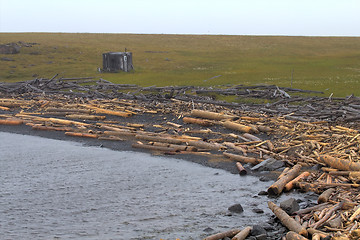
[1,33,359,97]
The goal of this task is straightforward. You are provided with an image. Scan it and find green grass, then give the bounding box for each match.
[1,33,360,97]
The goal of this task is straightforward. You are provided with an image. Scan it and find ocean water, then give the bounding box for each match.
[0,132,275,240]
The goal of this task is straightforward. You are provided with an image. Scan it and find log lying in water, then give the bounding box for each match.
[268,201,308,237]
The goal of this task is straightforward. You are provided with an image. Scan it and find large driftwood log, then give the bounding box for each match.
[203,228,241,240]
[223,152,261,164]
[268,164,302,196]
[182,117,213,126]
[285,231,308,240]
[222,121,253,133]
[0,118,23,125]
[231,226,252,240]
[187,140,225,151]
[319,155,360,171]
[317,188,335,204]
[191,109,234,121]
[268,201,308,237]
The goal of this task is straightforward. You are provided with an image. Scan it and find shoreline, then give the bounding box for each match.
[1,88,359,239]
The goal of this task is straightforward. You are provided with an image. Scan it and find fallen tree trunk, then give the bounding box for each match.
[319,155,360,171]
[236,162,247,175]
[268,201,308,237]
[284,171,310,191]
[223,121,253,133]
[317,188,335,204]
[135,134,184,145]
[203,228,241,240]
[0,118,23,125]
[132,143,176,152]
[182,116,213,126]
[187,140,225,151]
[191,109,234,121]
[31,124,72,132]
[285,231,308,240]
[223,152,261,164]
[65,114,106,121]
[231,226,252,240]
[65,131,98,138]
[88,106,132,117]
[268,164,302,196]
[311,201,344,229]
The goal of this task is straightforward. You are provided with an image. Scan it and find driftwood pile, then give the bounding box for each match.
[1,77,360,239]
[1,76,360,123]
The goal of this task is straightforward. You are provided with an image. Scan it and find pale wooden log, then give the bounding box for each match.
[294,203,331,215]
[319,155,360,171]
[349,205,360,222]
[32,124,72,132]
[167,121,182,128]
[311,201,344,229]
[127,123,144,128]
[0,118,23,125]
[278,167,290,180]
[88,106,132,117]
[223,121,253,133]
[103,130,136,137]
[317,188,335,204]
[0,105,10,110]
[65,132,98,138]
[65,114,106,121]
[231,226,252,240]
[257,125,272,132]
[132,143,176,152]
[236,162,247,175]
[203,228,241,240]
[243,133,261,141]
[136,134,184,145]
[268,201,308,236]
[349,172,360,183]
[285,171,311,191]
[46,107,92,114]
[183,116,213,126]
[268,164,302,196]
[223,142,247,155]
[285,231,308,240]
[306,228,329,239]
[191,109,234,121]
[188,140,225,151]
[223,152,261,164]
[151,142,197,152]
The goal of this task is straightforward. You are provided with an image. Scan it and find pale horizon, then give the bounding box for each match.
[1,0,360,37]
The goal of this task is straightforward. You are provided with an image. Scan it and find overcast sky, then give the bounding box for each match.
[0,0,359,36]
